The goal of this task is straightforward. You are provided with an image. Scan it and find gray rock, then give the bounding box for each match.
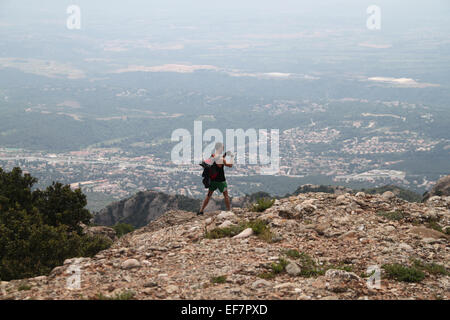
[295,203,317,216]
[31,276,47,282]
[232,228,253,239]
[381,191,395,200]
[314,223,331,235]
[143,281,158,288]
[336,195,349,205]
[325,269,360,281]
[252,279,272,289]
[49,266,65,277]
[166,285,179,294]
[121,259,141,269]
[286,262,302,276]
[278,207,297,219]
[218,220,234,228]
[217,211,236,220]
[339,230,359,239]
[398,243,413,251]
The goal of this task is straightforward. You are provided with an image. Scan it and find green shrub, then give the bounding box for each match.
[205,225,243,239]
[411,259,448,276]
[271,258,288,274]
[279,250,353,278]
[251,198,275,212]
[112,223,135,238]
[257,272,276,279]
[211,275,227,284]
[79,235,112,257]
[205,219,274,242]
[283,249,301,259]
[246,220,274,242]
[297,252,325,277]
[426,221,443,233]
[0,167,111,281]
[18,283,32,291]
[382,263,425,283]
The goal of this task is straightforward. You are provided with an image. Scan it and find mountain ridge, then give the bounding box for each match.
[93,184,423,228]
[3,191,448,300]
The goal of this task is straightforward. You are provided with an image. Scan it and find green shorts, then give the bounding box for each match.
[209,181,227,193]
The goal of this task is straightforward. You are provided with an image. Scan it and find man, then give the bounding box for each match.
[198,142,233,215]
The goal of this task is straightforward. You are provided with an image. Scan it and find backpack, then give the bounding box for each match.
[199,160,219,188]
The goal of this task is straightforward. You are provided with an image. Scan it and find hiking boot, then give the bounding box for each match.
[197,211,204,216]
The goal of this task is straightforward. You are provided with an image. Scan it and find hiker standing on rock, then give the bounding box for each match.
[198,142,233,215]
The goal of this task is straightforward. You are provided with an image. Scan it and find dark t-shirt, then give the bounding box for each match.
[211,162,226,182]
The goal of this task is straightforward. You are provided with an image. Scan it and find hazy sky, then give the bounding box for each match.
[0,0,449,83]
[1,0,449,30]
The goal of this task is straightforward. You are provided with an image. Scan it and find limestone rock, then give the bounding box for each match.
[232,228,253,239]
[121,259,141,269]
[381,191,395,200]
[218,220,234,228]
[217,211,236,220]
[252,279,272,289]
[286,262,302,276]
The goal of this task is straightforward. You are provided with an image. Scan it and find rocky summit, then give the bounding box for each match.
[1,192,449,300]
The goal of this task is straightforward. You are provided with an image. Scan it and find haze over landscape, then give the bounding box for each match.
[0,0,449,210]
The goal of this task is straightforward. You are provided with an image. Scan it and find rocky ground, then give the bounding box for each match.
[1,192,449,300]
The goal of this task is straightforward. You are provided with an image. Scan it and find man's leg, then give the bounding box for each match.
[223,190,231,211]
[199,189,214,213]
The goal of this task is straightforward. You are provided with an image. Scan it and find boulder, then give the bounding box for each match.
[218,220,234,228]
[217,211,236,220]
[232,228,253,239]
[339,230,359,240]
[336,195,349,205]
[314,223,331,235]
[252,279,272,289]
[165,285,179,294]
[286,262,302,276]
[121,259,141,269]
[381,191,395,200]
